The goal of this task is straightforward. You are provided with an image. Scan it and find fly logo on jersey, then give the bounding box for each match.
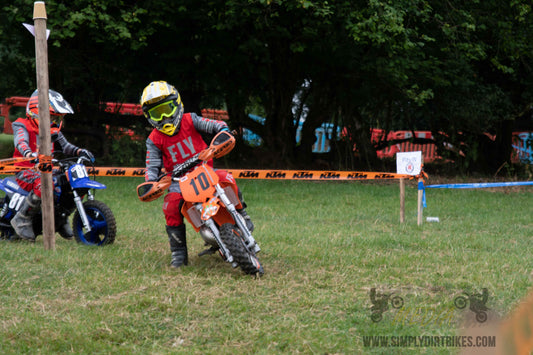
[167,136,196,162]
[225,172,235,184]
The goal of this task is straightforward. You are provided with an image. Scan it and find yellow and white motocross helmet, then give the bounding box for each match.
[140,81,184,136]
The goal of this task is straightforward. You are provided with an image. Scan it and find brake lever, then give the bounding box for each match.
[77,156,91,164]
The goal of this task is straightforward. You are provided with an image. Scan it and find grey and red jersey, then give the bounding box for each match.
[144,112,228,182]
[12,118,82,167]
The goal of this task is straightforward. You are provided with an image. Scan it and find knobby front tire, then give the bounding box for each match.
[219,223,264,276]
[72,200,116,246]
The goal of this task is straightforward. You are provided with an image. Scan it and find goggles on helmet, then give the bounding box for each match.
[146,100,178,122]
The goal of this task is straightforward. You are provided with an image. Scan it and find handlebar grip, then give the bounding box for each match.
[172,154,200,177]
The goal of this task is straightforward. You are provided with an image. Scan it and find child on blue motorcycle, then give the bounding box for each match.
[10,89,94,241]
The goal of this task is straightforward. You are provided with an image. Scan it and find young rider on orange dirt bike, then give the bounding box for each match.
[140,81,254,269]
[10,89,95,241]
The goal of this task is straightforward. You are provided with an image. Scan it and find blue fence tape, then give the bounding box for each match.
[425,181,533,189]
[418,180,532,209]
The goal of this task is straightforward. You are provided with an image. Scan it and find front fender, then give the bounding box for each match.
[0,177,28,196]
[70,177,107,190]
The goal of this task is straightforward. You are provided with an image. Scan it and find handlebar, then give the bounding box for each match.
[172,153,200,178]
[30,156,95,174]
[53,156,93,168]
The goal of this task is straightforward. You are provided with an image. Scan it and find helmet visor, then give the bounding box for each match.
[147,100,178,121]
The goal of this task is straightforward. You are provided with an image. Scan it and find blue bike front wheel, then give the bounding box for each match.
[72,200,116,246]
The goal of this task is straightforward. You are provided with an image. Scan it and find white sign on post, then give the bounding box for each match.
[396,151,422,176]
[23,23,50,39]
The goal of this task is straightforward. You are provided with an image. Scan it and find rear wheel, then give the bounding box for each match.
[72,200,116,246]
[219,223,264,276]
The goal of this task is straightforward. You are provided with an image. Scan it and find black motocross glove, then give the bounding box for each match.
[24,151,38,163]
[78,149,95,163]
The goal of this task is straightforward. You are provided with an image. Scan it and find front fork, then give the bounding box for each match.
[214,184,261,254]
[72,189,91,232]
[198,206,236,266]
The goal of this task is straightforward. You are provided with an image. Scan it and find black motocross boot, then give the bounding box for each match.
[57,219,74,240]
[166,225,188,268]
[237,190,254,232]
[10,191,41,241]
[56,212,74,240]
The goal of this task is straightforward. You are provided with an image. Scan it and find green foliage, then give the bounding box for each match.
[105,135,145,167]
[0,134,14,158]
[0,1,532,172]
[0,177,531,353]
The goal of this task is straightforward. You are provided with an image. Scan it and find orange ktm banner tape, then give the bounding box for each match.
[0,157,34,167]
[85,167,414,181]
[0,157,34,174]
[228,169,412,180]
[0,166,28,174]
[36,154,53,173]
[87,167,147,177]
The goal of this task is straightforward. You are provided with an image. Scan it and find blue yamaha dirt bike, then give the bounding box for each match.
[0,156,116,246]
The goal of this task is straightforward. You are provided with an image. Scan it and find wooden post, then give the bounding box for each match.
[399,178,405,223]
[33,1,55,250]
[417,177,423,226]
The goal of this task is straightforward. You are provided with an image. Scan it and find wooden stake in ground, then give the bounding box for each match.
[399,178,405,223]
[33,1,55,250]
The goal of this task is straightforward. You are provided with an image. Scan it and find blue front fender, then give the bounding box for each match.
[71,177,107,190]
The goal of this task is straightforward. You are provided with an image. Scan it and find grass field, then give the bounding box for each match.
[0,175,531,354]
[0,133,14,158]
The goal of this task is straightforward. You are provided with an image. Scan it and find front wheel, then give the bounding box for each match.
[391,296,404,309]
[454,296,468,309]
[219,223,264,276]
[72,200,116,246]
[476,311,487,323]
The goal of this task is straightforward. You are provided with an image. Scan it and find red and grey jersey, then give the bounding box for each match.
[145,112,228,181]
[12,118,81,167]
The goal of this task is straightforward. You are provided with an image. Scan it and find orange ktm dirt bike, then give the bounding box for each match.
[137,131,264,276]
